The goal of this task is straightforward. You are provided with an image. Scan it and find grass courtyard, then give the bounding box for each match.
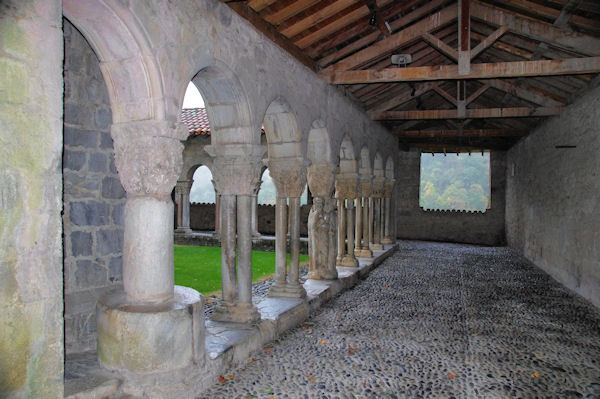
[174,245,309,295]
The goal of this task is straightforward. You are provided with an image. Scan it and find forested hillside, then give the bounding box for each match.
[420,152,490,212]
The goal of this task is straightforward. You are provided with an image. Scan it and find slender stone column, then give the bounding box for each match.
[371,198,383,250]
[382,196,393,244]
[268,158,307,298]
[214,193,221,237]
[269,196,288,296]
[217,194,236,308]
[205,143,265,323]
[286,196,306,297]
[175,180,192,233]
[368,197,374,248]
[361,197,372,257]
[251,192,260,237]
[337,199,346,263]
[355,198,363,254]
[341,198,359,267]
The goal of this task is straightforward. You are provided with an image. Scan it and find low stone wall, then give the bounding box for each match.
[395,150,506,246]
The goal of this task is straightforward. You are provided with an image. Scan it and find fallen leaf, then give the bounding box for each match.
[448,373,456,379]
[218,375,226,383]
[319,339,330,345]
[362,381,367,387]
[530,371,540,378]
[305,372,312,377]
[383,286,390,289]
[309,377,317,383]
[247,358,256,363]
[264,347,272,355]
[263,386,274,394]
[225,375,235,380]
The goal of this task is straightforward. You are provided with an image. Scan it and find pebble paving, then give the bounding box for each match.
[199,241,600,399]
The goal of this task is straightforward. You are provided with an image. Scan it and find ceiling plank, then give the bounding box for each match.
[227,2,317,71]
[247,0,279,13]
[396,129,525,137]
[264,0,322,26]
[370,107,563,120]
[470,0,600,56]
[281,0,359,38]
[324,3,458,71]
[470,30,533,59]
[422,32,459,62]
[323,56,600,84]
[369,82,441,113]
[294,5,369,49]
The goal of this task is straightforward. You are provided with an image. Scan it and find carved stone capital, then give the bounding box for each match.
[268,157,307,198]
[111,121,185,199]
[307,162,336,198]
[359,175,373,197]
[371,176,386,198]
[335,173,359,200]
[204,144,266,196]
[175,180,192,196]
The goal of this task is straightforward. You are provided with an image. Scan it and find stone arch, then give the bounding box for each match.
[374,152,384,178]
[190,62,255,145]
[262,98,303,160]
[307,120,335,198]
[338,135,357,174]
[63,0,167,124]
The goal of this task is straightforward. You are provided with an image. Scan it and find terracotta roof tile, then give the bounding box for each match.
[181,107,265,137]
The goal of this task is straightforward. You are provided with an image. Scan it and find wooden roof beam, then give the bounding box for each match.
[484,79,564,107]
[422,32,459,62]
[370,106,563,120]
[325,3,458,71]
[470,0,600,56]
[395,129,525,137]
[324,56,600,84]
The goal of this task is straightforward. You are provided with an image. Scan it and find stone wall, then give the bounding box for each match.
[506,85,600,308]
[63,20,126,354]
[190,203,216,231]
[0,1,64,396]
[396,150,506,246]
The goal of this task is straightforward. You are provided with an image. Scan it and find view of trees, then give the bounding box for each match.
[420,152,490,212]
[190,167,307,205]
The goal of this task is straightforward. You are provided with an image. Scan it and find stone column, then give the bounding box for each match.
[368,197,374,248]
[251,190,260,237]
[214,191,221,238]
[307,162,337,280]
[357,176,372,258]
[268,158,307,298]
[370,176,385,250]
[354,197,363,255]
[336,198,346,263]
[336,174,359,267]
[97,121,204,374]
[205,143,265,323]
[175,180,192,234]
[382,180,395,245]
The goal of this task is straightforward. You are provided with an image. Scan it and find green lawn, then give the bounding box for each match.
[174,245,309,295]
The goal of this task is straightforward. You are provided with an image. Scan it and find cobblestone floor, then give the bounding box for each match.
[200,241,600,399]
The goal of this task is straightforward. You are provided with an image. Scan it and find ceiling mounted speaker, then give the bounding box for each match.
[391,54,412,65]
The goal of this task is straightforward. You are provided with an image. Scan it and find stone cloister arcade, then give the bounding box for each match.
[1,0,397,396]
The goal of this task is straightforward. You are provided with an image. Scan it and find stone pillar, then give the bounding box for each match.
[175,180,192,234]
[354,197,363,254]
[382,180,395,245]
[97,121,204,374]
[251,194,260,237]
[268,158,307,298]
[336,174,359,267]
[368,197,374,247]
[307,162,338,280]
[370,176,385,250]
[205,143,265,323]
[337,199,346,263]
[357,176,373,258]
[214,192,221,238]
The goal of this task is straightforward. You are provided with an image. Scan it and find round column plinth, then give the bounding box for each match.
[97,285,204,374]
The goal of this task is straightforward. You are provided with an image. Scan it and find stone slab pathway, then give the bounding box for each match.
[199,241,600,398]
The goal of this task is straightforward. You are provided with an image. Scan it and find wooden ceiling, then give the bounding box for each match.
[224,0,600,152]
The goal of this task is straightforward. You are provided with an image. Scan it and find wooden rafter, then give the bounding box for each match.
[370,106,563,120]
[323,56,600,84]
[395,129,525,137]
[484,79,564,107]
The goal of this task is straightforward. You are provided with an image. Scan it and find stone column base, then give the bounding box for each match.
[211,301,261,324]
[97,286,204,374]
[370,243,384,250]
[381,237,394,245]
[174,228,192,235]
[268,282,307,299]
[308,269,338,280]
[340,255,359,267]
[356,249,373,258]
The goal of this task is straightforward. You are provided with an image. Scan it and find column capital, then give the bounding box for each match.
[111,120,185,199]
[335,173,359,199]
[359,175,373,197]
[204,144,266,196]
[269,157,307,198]
[371,176,386,198]
[307,162,336,198]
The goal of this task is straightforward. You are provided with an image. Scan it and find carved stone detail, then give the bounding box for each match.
[371,176,386,198]
[384,179,396,198]
[111,121,184,199]
[335,173,359,200]
[308,197,338,280]
[359,175,373,198]
[307,162,336,198]
[268,157,307,198]
[204,144,266,196]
